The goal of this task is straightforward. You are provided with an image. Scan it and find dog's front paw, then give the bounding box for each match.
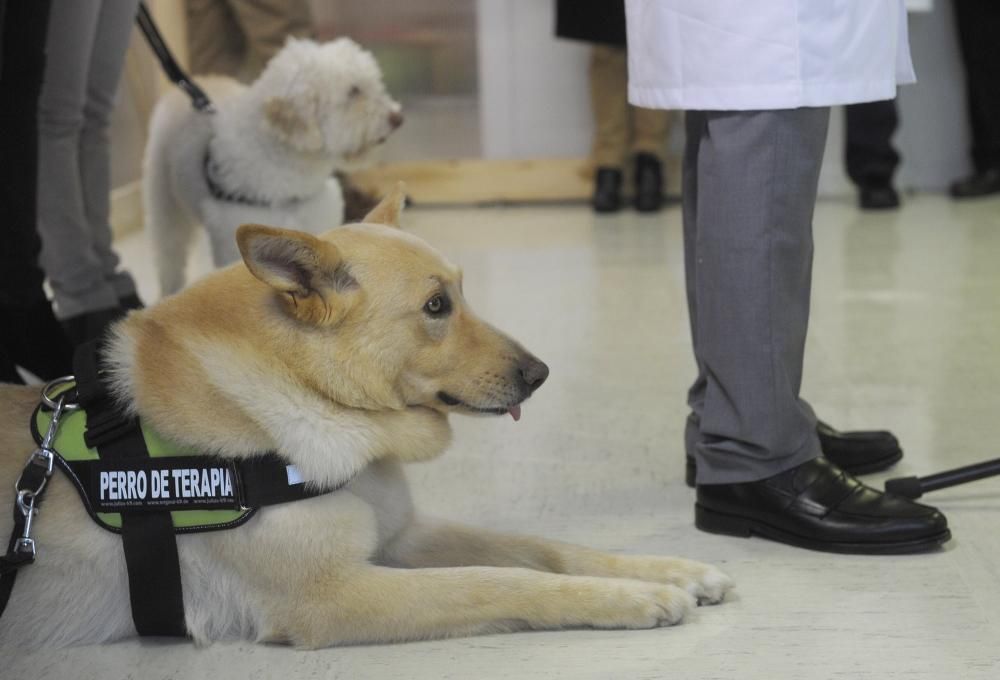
[684,562,733,606]
[584,580,695,629]
[617,557,734,606]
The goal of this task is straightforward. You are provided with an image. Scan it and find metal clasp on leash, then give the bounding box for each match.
[10,376,80,562]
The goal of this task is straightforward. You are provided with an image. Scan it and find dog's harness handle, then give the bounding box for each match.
[136,2,215,114]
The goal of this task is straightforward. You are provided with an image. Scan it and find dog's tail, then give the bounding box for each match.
[143,114,197,298]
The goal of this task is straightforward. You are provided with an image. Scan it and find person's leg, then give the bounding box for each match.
[36,0,120,321]
[844,100,901,209]
[185,0,244,78]
[682,111,707,462]
[589,45,628,169]
[589,44,628,212]
[951,0,1000,197]
[630,105,669,211]
[0,0,51,307]
[228,0,312,81]
[0,0,74,380]
[631,106,669,160]
[79,0,141,302]
[691,108,829,485]
[686,108,948,553]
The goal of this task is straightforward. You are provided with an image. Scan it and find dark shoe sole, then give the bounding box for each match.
[685,447,903,488]
[694,503,951,555]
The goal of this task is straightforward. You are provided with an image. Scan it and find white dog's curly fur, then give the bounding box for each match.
[144,38,402,296]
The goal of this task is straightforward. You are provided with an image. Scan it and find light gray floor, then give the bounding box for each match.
[12,195,1000,679]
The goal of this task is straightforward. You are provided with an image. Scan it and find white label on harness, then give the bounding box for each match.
[285,465,303,485]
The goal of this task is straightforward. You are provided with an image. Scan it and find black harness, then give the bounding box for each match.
[0,342,347,636]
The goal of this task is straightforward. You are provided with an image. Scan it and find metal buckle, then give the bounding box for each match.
[40,375,81,413]
[8,379,79,566]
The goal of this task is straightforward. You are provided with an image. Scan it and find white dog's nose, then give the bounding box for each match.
[388,111,404,129]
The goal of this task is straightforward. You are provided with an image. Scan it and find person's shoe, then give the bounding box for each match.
[859,185,900,210]
[633,153,664,213]
[62,306,127,346]
[685,419,903,487]
[592,167,623,213]
[949,169,1000,199]
[695,457,950,554]
[815,420,902,473]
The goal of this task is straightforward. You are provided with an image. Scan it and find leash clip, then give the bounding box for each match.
[14,491,37,560]
[9,378,80,565]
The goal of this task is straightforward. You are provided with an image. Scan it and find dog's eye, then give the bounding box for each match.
[424,294,451,317]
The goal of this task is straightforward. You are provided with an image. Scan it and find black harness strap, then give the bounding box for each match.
[0,512,26,615]
[74,341,187,637]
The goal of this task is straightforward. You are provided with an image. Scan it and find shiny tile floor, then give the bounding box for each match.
[12,195,1000,679]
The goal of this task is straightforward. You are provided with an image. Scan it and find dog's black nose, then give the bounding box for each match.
[388,111,404,129]
[519,359,549,392]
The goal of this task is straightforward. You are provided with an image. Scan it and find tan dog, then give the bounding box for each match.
[0,187,732,648]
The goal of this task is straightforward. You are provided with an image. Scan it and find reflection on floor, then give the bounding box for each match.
[16,195,1000,679]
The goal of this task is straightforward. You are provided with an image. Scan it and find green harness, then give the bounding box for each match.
[32,382,252,533]
[3,346,346,637]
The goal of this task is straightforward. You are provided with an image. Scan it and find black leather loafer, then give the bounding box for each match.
[592,167,623,213]
[686,419,902,487]
[816,420,902,473]
[949,168,1000,199]
[695,457,950,554]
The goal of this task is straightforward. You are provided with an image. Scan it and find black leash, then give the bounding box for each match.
[135,2,215,113]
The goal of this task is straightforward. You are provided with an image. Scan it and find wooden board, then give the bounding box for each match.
[350,158,594,205]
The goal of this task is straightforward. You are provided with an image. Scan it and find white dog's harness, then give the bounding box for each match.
[0,343,348,637]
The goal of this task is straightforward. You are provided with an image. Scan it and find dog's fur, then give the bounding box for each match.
[0,188,732,648]
[144,37,401,297]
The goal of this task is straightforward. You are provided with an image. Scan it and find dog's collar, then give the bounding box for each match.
[203,145,312,208]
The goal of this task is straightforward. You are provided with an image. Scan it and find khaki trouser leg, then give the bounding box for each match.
[185,0,311,81]
[185,0,244,77]
[229,0,312,81]
[589,45,628,169]
[631,105,670,161]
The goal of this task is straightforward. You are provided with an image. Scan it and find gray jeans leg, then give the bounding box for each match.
[81,0,140,300]
[683,108,830,485]
[37,0,137,318]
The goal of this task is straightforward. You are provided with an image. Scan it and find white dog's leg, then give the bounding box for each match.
[380,519,733,605]
[144,154,197,297]
[206,216,244,267]
[264,565,695,647]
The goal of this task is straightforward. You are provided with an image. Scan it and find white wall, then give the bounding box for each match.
[477,0,972,194]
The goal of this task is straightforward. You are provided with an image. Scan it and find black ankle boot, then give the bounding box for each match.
[633,153,664,213]
[592,167,623,213]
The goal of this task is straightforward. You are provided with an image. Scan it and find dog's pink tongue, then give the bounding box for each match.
[508,405,522,422]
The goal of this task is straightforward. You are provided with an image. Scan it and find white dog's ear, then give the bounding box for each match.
[262,96,324,152]
[362,182,407,228]
[237,224,355,324]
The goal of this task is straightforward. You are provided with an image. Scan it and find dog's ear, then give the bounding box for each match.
[262,96,324,152]
[361,182,407,228]
[237,224,355,324]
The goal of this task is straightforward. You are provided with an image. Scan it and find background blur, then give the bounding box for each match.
[109,0,972,231]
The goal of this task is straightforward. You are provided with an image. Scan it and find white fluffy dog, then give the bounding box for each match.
[144,38,402,296]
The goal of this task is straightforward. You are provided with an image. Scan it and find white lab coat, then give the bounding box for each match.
[625,0,915,110]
